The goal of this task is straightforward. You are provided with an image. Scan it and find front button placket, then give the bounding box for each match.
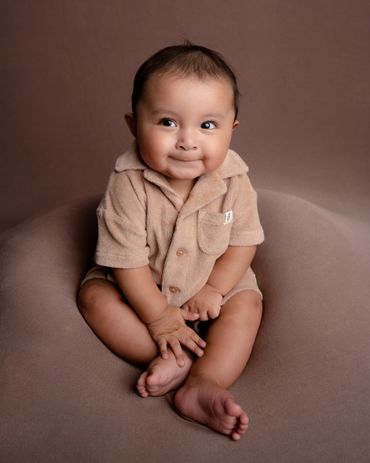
[160,172,227,307]
[161,215,191,306]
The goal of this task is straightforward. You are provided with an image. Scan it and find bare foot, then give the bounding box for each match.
[136,353,193,398]
[174,379,249,440]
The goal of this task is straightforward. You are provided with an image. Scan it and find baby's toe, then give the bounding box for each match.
[136,372,149,398]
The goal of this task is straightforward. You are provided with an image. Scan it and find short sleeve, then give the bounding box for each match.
[94,170,150,268]
[229,174,264,246]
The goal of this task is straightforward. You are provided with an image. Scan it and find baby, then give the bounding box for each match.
[78,43,264,441]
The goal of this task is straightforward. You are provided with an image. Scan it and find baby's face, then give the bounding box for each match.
[126,73,238,182]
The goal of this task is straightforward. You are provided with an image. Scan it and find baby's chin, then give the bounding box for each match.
[166,165,206,181]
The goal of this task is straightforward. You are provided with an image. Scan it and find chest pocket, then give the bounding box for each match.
[198,210,232,255]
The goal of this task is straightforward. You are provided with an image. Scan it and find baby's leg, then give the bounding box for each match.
[174,290,262,441]
[78,279,157,364]
[78,279,190,395]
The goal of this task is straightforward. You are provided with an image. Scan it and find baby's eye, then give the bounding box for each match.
[201,121,216,130]
[160,118,177,128]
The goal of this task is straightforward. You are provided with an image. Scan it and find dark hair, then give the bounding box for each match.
[131,42,240,118]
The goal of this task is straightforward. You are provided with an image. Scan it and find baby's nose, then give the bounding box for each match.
[176,129,198,151]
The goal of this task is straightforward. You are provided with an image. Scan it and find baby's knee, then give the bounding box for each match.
[221,291,263,325]
[244,291,263,314]
[77,279,112,316]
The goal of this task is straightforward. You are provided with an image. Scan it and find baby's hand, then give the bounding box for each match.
[182,284,223,321]
[147,305,206,366]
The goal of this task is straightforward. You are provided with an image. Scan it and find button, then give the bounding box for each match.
[176,248,186,256]
[169,286,180,293]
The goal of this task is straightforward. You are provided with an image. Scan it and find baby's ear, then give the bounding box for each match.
[125,112,137,137]
[233,119,240,130]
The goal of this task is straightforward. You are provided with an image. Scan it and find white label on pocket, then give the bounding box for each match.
[224,210,233,225]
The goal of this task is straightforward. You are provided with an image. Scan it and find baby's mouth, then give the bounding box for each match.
[170,154,201,162]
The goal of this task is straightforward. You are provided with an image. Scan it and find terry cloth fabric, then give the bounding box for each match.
[93,143,264,306]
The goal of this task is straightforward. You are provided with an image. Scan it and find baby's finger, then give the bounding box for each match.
[158,338,169,360]
[207,306,221,320]
[184,338,205,357]
[181,329,206,355]
[181,309,199,321]
[191,330,207,350]
[167,338,185,367]
[199,309,210,322]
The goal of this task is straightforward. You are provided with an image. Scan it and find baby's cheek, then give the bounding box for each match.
[206,150,227,171]
[202,156,216,172]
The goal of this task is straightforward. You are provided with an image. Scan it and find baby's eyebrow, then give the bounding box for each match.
[149,109,227,121]
[151,108,178,117]
[202,113,226,120]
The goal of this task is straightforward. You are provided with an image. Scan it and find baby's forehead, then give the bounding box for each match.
[148,69,230,87]
[135,69,237,118]
[142,71,234,102]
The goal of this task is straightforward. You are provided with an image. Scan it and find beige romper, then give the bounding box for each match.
[82,143,265,305]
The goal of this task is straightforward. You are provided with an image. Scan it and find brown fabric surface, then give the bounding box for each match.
[1,192,369,462]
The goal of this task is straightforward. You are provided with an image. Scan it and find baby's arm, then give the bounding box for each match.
[208,245,256,295]
[182,245,256,321]
[112,267,206,365]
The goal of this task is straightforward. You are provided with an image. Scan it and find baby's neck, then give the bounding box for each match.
[168,178,196,202]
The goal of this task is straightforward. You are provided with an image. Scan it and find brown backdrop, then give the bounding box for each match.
[1,0,369,230]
